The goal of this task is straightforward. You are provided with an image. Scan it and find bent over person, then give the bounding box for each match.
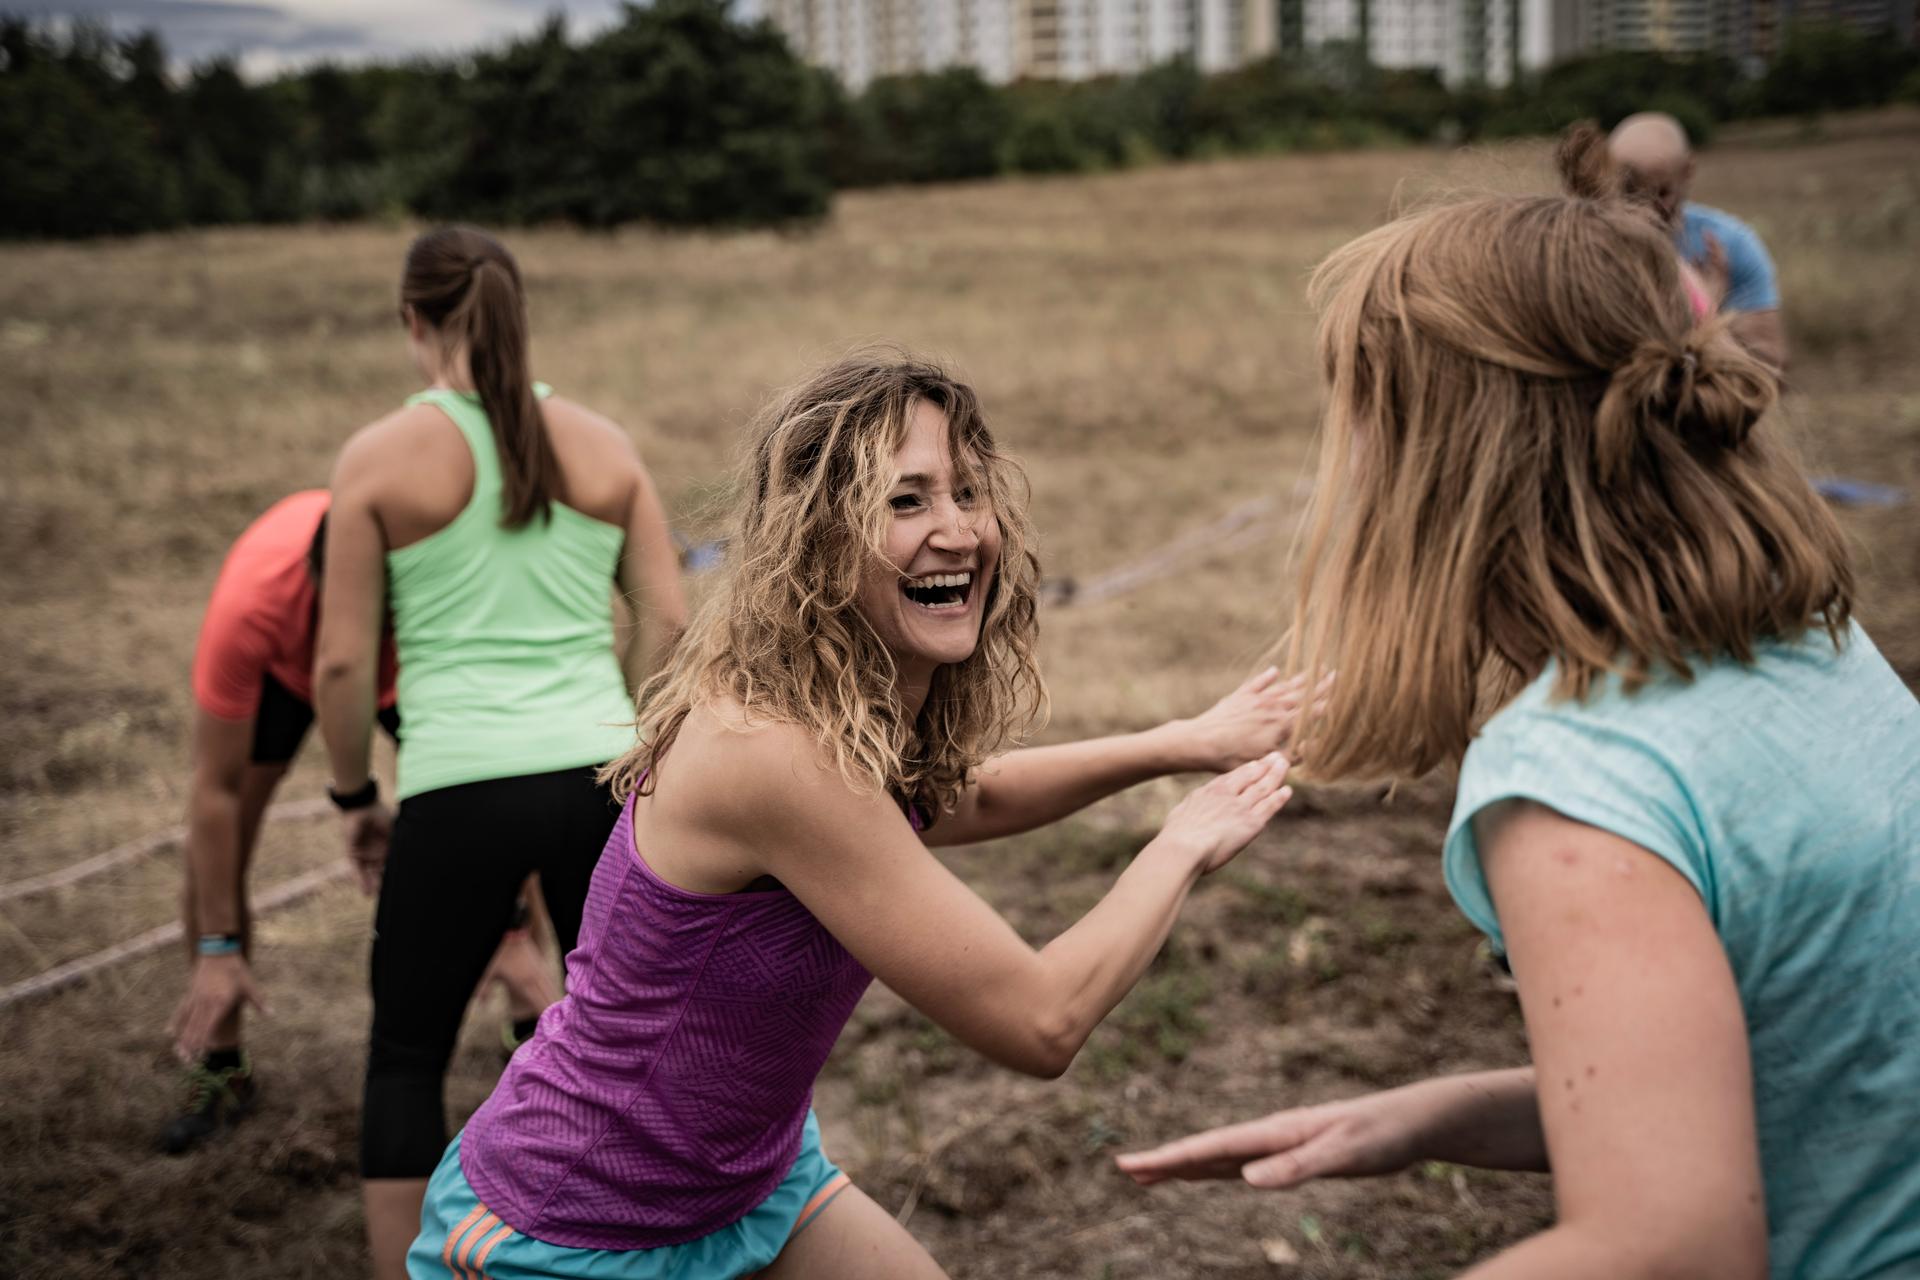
[162,490,400,1153]
[165,491,558,1155]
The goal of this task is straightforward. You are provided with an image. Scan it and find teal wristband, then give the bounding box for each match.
[196,933,243,957]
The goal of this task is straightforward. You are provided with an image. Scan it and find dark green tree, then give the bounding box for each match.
[426,1,831,227]
[0,20,183,237]
[850,67,1013,185]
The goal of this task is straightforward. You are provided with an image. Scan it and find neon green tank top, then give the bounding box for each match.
[386,386,636,800]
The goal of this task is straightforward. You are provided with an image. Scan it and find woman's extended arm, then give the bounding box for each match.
[1449,802,1766,1279]
[694,722,1292,1078]
[1115,1067,1546,1188]
[926,668,1322,847]
[1118,803,1764,1279]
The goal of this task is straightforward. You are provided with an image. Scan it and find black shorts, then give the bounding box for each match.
[250,672,401,764]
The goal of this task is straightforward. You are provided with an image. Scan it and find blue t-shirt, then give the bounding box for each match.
[1679,203,1781,313]
[1444,622,1920,1280]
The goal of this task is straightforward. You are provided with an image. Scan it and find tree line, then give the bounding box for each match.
[3,0,1916,239]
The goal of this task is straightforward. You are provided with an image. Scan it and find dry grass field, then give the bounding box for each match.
[2,108,1917,1279]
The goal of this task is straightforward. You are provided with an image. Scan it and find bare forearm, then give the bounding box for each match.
[1028,838,1204,1071]
[1462,1220,1763,1280]
[314,661,376,789]
[1459,1226,1626,1279]
[620,597,682,699]
[185,784,245,935]
[948,722,1199,844]
[1409,1068,1547,1172]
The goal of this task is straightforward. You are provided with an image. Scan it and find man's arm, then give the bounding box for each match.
[1713,221,1788,370]
[183,708,251,937]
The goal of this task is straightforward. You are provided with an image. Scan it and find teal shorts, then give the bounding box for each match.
[409,1112,851,1279]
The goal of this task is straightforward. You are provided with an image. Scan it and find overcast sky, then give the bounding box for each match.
[15,0,669,77]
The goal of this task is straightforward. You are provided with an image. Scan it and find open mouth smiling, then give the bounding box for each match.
[901,571,974,612]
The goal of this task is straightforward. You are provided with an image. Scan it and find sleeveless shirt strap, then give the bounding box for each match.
[402,383,552,511]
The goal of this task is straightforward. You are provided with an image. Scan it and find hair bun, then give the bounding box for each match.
[1671,331,1776,450]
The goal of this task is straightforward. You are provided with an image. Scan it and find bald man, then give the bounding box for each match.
[1610,112,1788,369]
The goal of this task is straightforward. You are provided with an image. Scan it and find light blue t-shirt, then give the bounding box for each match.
[1679,203,1781,313]
[1444,622,1920,1280]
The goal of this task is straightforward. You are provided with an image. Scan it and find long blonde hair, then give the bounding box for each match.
[1287,193,1852,781]
[603,350,1045,817]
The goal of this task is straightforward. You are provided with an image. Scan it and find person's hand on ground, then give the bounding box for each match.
[169,954,269,1062]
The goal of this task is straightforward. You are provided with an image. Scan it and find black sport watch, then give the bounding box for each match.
[327,777,379,811]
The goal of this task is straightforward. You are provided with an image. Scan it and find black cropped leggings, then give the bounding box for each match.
[360,765,620,1179]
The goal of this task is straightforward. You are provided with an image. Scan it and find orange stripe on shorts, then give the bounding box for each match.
[443,1206,490,1275]
[470,1220,515,1278]
[456,1212,500,1280]
[791,1173,852,1239]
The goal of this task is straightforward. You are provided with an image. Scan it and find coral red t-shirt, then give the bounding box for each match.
[190,490,397,721]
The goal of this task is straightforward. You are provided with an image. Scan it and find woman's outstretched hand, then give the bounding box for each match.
[1115,1089,1427,1189]
[1179,667,1332,773]
[1159,752,1292,874]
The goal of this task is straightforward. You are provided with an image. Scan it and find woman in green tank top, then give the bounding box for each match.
[313,226,687,1280]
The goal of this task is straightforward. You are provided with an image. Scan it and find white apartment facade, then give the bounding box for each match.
[746,0,1914,88]
[747,0,1912,89]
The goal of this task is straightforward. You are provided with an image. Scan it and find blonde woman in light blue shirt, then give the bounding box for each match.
[1119,190,1918,1279]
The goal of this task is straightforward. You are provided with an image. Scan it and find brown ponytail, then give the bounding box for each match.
[401,226,560,528]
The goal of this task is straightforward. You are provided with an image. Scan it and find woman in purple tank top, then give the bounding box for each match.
[411,351,1313,1280]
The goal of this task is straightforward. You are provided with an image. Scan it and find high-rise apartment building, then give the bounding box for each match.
[745,0,1915,90]
[1298,0,1530,85]
[748,0,1272,82]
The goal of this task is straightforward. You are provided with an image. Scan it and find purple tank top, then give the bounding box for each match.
[459,795,873,1250]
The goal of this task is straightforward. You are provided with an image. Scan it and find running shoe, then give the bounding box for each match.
[157,1053,257,1155]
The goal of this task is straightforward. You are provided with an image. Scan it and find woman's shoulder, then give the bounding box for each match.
[543,396,644,464]
[331,404,474,531]
[335,401,462,475]
[541,396,649,525]
[668,698,888,829]
[1469,625,1877,784]
[681,698,838,782]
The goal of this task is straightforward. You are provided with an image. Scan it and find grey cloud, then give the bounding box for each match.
[10,0,626,70]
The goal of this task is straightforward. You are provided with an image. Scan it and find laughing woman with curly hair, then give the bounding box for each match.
[408,350,1309,1279]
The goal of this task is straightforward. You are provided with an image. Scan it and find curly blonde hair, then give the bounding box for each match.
[1286,192,1852,781]
[602,349,1045,817]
